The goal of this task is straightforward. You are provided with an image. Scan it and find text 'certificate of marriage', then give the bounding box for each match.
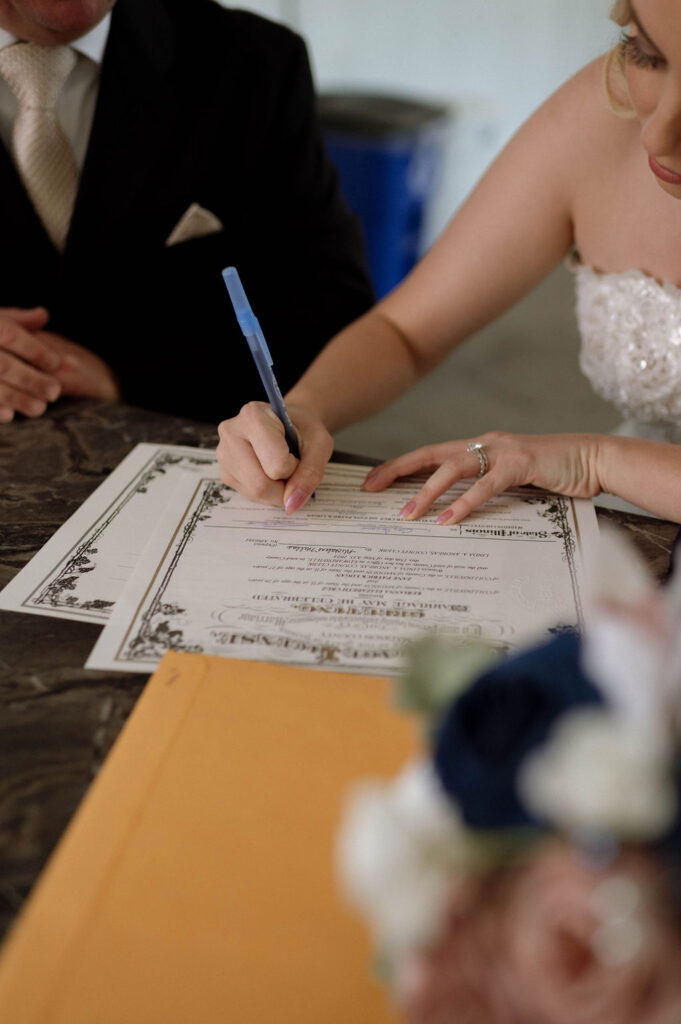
[87,464,598,676]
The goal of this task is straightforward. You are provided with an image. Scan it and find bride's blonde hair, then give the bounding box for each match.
[604,0,637,117]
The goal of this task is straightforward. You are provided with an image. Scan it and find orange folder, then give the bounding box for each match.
[0,653,420,1024]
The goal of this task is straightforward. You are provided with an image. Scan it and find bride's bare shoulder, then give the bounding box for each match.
[509,55,636,203]
[538,56,634,151]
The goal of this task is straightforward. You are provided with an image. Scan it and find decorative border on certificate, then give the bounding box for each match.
[522,492,581,628]
[0,444,219,623]
[31,451,214,615]
[121,481,233,661]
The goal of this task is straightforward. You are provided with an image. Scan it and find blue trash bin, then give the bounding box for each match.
[319,93,449,298]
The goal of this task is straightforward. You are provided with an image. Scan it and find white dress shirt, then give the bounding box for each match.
[0,15,111,171]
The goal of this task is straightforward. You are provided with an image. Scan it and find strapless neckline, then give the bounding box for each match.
[572,259,681,296]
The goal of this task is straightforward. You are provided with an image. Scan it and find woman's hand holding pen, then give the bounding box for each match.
[216,401,333,512]
[363,432,605,523]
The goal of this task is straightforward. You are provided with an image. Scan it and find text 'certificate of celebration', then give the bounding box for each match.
[87,464,598,676]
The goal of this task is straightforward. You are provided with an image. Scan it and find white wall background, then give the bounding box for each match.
[221,1,618,244]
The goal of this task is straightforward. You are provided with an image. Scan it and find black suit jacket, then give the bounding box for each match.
[0,0,373,422]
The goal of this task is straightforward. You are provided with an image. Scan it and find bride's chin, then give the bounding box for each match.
[653,176,681,199]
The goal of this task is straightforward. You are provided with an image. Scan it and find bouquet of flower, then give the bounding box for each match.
[337,529,681,1024]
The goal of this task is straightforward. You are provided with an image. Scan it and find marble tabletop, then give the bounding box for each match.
[0,398,678,943]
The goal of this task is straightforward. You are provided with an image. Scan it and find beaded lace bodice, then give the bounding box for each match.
[573,261,681,443]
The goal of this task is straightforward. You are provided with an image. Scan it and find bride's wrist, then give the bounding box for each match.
[285,390,338,433]
[594,433,632,500]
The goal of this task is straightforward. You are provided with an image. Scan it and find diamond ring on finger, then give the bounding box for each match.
[466,441,489,477]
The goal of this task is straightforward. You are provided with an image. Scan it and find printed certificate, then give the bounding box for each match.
[86,463,598,676]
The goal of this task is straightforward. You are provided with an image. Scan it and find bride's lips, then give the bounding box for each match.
[649,155,681,184]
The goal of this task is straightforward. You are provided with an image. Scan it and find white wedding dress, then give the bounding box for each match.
[573,261,681,443]
[570,260,681,516]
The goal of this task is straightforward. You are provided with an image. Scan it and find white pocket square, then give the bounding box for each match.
[165,203,224,246]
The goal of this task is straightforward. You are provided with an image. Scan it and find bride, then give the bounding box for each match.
[217,0,681,525]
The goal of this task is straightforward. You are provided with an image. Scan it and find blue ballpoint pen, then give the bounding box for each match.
[222,266,300,459]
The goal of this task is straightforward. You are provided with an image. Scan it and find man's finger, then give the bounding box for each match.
[0,306,49,331]
[0,349,61,404]
[0,319,61,375]
[0,380,48,418]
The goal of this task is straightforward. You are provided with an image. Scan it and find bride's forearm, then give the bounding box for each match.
[596,435,681,522]
[286,307,433,434]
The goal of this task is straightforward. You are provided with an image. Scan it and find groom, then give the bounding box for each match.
[0,0,373,423]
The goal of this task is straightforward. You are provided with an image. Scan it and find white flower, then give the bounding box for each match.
[582,611,671,728]
[586,524,653,610]
[518,708,676,841]
[336,758,466,954]
[581,527,674,726]
[660,559,681,723]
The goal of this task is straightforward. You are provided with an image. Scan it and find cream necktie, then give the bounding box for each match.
[0,42,78,251]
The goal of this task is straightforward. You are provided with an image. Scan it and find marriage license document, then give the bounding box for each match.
[85,460,597,676]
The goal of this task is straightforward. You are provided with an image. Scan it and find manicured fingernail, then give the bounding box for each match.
[285,488,308,513]
[437,510,454,525]
[365,467,380,483]
[400,501,416,520]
